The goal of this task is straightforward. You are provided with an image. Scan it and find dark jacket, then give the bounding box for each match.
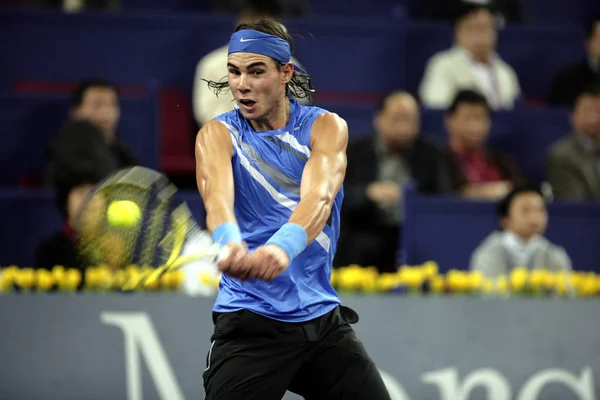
[34,224,86,271]
[343,134,452,229]
[548,58,600,106]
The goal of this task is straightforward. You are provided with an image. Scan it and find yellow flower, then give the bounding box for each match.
[495,276,508,294]
[85,267,98,288]
[570,272,585,291]
[481,279,494,295]
[112,270,129,290]
[399,267,424,289]
[360,267,379,293]
[555,272,570,296]
[541,270,556,290]
[64,269,81,290]
[338,266,363,291]
[446,270,468,293]
[528,269,547,290]
[595,275,600,294]
[51,265,66,283]
[577,274,597,297]
[510,267,528,292]
[376,273,397,292]
[95,266,113,289]
[468,271,484,291]
[1,266,18,290]
[430,275,445,294]
[36,269,54,291]
[171,270,185,289]
[17,268,35,290]
[421,261,439,279]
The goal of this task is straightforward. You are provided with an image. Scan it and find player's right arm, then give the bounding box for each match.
[195,120,248,277]
[195,120,236,231]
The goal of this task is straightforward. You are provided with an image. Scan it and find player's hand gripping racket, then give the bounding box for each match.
[73,166,226,290]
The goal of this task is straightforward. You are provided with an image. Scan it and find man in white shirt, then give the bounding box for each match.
[193,0,305,126]
[419,0,521,110]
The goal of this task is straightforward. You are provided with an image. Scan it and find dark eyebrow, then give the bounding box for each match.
[227,61,268,70]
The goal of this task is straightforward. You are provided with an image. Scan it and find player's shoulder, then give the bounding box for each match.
[309,108,348,131]
[296,103,346,127]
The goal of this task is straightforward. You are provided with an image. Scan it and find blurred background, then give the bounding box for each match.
[1,0,600,275]
[1,1,600,398]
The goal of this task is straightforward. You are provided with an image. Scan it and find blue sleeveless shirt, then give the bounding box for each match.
[211,100,343,322]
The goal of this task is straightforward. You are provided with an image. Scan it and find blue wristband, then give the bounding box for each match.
[266,223,308,262]
[212,222,242,247]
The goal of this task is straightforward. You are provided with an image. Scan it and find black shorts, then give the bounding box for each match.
[202,305,391,400]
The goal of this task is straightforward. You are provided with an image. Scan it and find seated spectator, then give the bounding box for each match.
[548,15,600,107]
[193,0,307,126]
[546,85,600,201]
[443,90,525,199]
[415,0,523,24]
[470,185,572,278]
[337,91,451,272]
[37,120,118,270]
[419,1,521,110]
[71,78,139,168]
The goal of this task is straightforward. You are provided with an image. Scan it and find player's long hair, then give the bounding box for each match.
[205,19,315,103]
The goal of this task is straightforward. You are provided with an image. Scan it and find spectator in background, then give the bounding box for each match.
[470,185,572,278]
[546,85,600,201]
[71,79,138,168]
[37,120,118,270]
[443,90,525,199]
[548,15,600,107]
[419,1,521,110]
[415,0,523,25]
[337,91,451,272]
[193,0,306,126]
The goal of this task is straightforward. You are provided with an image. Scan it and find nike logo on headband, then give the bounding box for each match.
[240,38,259,42]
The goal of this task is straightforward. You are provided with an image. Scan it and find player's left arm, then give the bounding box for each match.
[248,113,348,280]
[289,112,348,241]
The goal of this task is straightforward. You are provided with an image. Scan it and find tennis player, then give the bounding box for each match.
[197,19,391,399]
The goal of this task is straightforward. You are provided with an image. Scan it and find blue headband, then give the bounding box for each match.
[228,29,306,73]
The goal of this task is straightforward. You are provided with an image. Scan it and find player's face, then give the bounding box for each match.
[227,53,291,121]
[503,192,548,239]
[72,87,120,142]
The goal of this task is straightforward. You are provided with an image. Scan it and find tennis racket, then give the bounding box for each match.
[73,166,224,290]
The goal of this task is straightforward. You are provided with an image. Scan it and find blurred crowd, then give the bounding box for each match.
[2,0,600,285]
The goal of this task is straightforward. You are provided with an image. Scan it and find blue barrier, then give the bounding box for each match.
[0,10,584,101]
[0,93,159,184]
[0,189,206,267]
[401,185,600,272]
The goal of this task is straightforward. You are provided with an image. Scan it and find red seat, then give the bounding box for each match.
[159,89,197,175]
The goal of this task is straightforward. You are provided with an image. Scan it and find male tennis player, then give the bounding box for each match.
[196,19,391,399]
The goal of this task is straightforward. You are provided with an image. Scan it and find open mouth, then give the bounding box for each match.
[239,99,256,110]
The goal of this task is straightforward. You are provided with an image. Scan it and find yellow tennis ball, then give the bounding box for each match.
[107,200,141,228]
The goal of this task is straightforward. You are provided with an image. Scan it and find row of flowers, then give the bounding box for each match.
[332,262,597,297]
[1,262,599,297]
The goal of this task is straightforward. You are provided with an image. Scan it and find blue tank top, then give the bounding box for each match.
[211,100,343,322]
